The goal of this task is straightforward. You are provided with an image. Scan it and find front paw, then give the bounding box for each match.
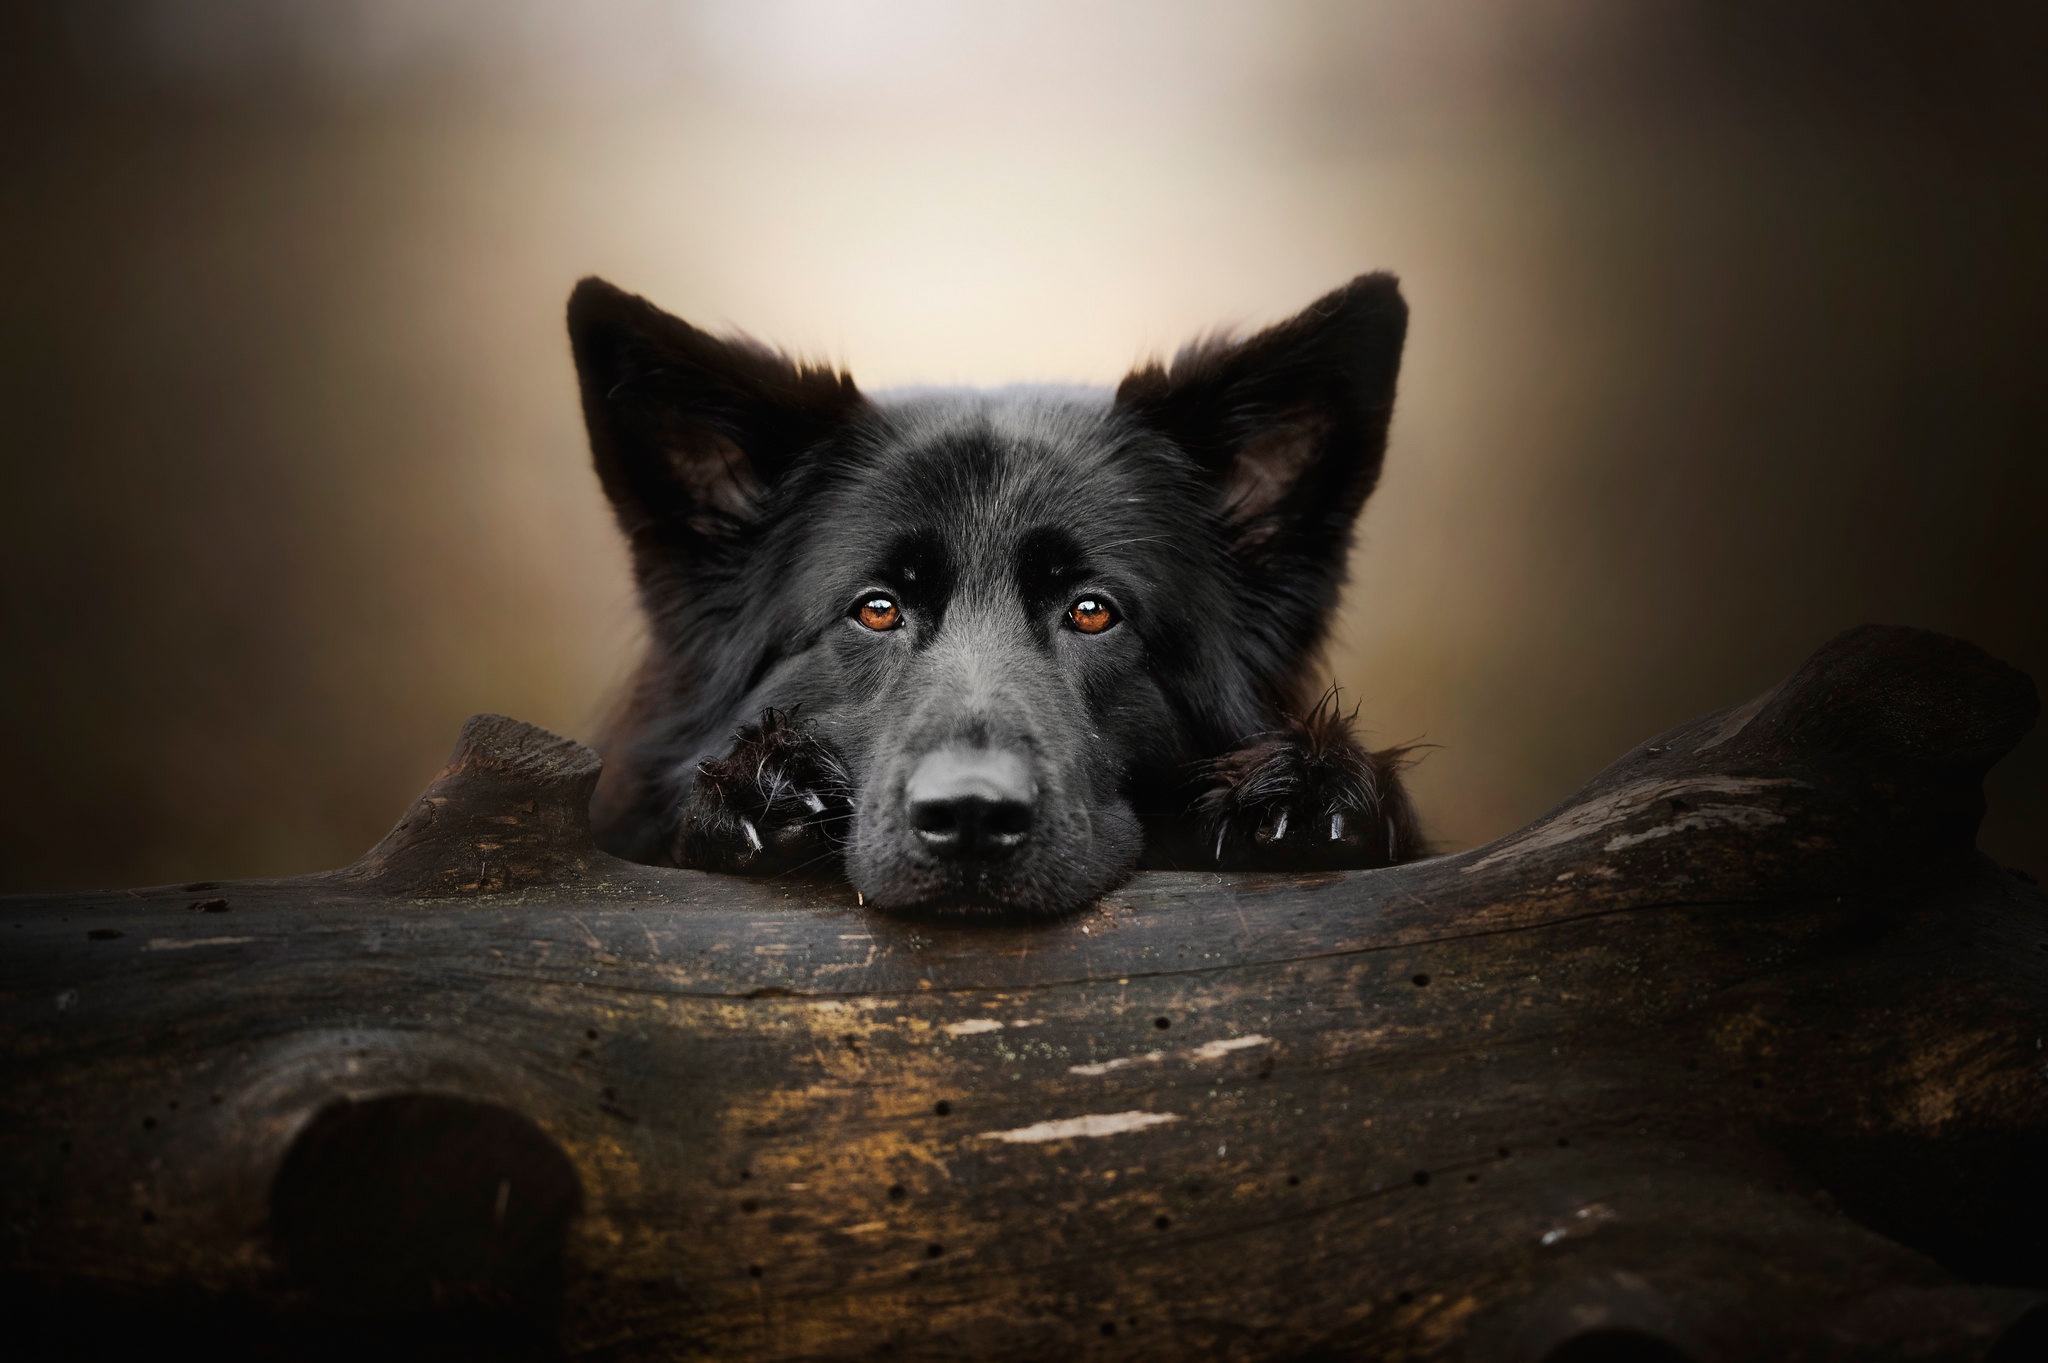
[1197,697,1422,870]
[673,709,852,875]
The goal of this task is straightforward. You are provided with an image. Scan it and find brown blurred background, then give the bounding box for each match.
[3,1,2043,893]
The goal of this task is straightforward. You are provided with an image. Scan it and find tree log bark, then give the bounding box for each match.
[4,624,2046,1361]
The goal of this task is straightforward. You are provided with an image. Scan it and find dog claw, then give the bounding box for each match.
[673,708,854,875]
[1194,699,1420,870]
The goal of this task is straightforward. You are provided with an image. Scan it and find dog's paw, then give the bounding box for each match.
[1196,694,1423,871]
[672,709,853,875]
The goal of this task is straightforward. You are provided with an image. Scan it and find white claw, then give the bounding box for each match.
[1214,825,1227,863]
[1329,812,1345,841]
[740,817,763,853]
[802,790,825,814]
[1271,810,1288,841]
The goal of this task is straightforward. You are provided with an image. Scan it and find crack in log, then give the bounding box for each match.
[305,891,1914,1004]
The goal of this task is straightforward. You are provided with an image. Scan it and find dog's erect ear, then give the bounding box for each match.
[567,277,863,559]
[1115,274,1407,671]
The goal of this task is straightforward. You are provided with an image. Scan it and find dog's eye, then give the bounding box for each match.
[1068,598,1116,635]
[855,596,902,631]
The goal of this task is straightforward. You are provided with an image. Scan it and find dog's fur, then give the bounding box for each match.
[570,274,1422,915]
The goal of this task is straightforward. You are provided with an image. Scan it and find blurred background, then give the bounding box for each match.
[3,0,2043,892]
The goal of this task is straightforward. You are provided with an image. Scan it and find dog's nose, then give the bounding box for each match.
[905,748,1035,860]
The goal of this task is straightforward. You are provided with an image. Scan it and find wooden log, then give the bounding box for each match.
[3,624,2046,1362]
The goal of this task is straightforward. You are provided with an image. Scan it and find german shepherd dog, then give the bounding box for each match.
[569,275,1422,916]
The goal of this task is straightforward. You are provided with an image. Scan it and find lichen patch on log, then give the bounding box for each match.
[978,1111,1184,1143]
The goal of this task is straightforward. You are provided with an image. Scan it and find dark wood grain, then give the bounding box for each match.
[4,625,2045,1361]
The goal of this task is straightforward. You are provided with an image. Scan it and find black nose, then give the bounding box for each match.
[905,748,1035,860]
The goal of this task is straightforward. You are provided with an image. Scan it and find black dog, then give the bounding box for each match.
[569,274,1422,915]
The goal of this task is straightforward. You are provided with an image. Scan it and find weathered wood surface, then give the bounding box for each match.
[4,625,2046,1361]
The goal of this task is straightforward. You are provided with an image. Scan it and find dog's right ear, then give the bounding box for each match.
[567,278,863,561]
[1114,275,1407,688]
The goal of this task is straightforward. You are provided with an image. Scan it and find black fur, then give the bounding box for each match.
[569,274,1424,916]
[1194,689,1423,871]
[671,706,853,876]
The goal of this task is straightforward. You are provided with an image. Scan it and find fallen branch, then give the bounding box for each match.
[4,625,2044,1361]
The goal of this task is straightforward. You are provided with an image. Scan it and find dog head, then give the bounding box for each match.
[569,275,1407,914]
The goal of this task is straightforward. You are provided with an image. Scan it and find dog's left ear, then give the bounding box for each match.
[1114,274,1407,668]
[567,277,864,566]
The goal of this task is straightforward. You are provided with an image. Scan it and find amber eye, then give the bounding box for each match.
[1068,597,1116,634]
[855,596,901,631]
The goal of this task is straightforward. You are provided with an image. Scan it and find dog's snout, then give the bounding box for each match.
[905,748,1035,860]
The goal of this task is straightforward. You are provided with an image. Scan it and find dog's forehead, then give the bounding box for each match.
[829,390,1168,552]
